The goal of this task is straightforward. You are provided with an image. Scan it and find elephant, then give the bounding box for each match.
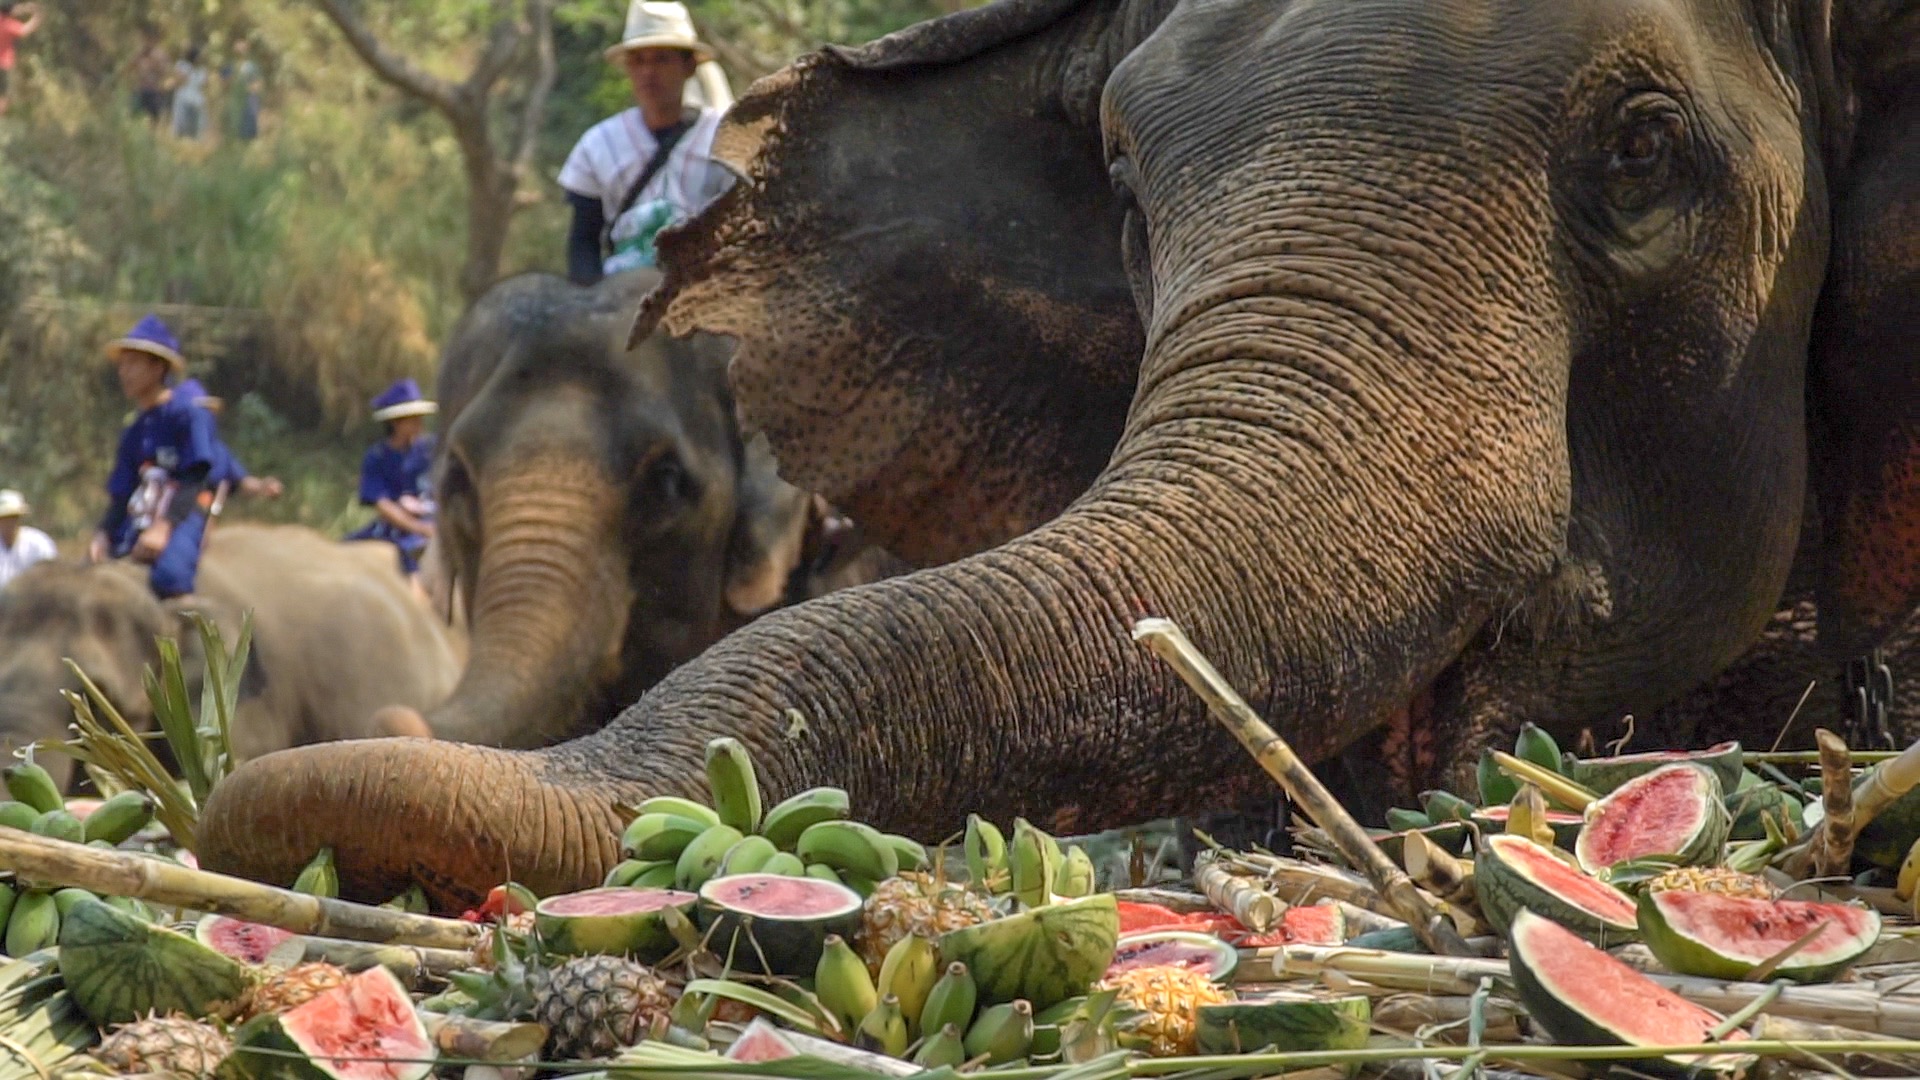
[199,0,1920,909]
[0,524,463,791]
[373,267,899,749]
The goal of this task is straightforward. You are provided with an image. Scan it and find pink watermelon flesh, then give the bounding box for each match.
[1492,835,1638,924]
[199,916,297,964]
[1580,767,1710,866]
[1279,905,1343,944]
[279,967,432,1080]
[707,874,861,917]
[1653,892,1879,963]
[538,887,695,916]
[725,1018,798,1062]
[1516,911,1747,1047]
[1471,807,1582,826]
[1108,932,1236,979]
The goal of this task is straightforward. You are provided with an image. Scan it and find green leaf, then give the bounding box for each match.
[679,979,829,1036]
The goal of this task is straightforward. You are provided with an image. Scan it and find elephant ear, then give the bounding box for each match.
[1807,1,1920,659]
[638,0,1165,567]
[723,431,816,617]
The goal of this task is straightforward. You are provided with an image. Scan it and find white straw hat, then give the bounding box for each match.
[0,490,29,518]
[605,1,714,63]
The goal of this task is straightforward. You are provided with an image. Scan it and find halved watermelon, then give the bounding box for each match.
[938,893,1119,1013]
[1568,741,1744,796]
[1576,764,1730,873]
[1194,990,1370,1055]
[532,886,695,959]
[1510,909,1752,1076]
[1473,834,1638,944]
[1638,890,1880,984]
[197,914,300,966]
[227,966,434,1079]
[1108,931,1238,983]
[697,873,863,977]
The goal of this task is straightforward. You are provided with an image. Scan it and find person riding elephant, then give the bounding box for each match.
[363,267,892,751]
[0,524,461,792]
[345,379,439,586]
[201,0,1920,909]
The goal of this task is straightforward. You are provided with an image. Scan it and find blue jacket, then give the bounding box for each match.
[101,397,218,537]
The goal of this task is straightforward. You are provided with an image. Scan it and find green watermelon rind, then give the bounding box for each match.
[1574,764,1731,875]
[1193,992,1370,1055]
[1723,773,1802,842]
[222,967,434,1080]
[532,886,697,960]
[1472,834,1639,945]
[58,898,254,1027]
[1636,890,1880,985]
[1567,742,1745,796]
[1508,910,1753,1078]
[695,873,863,978]
[938,893,1119,1013]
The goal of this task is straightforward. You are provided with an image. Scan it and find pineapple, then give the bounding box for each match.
[1098,966,1234,1057]
[855,872,995,974]
[93,1014,231,1077]
[470,911,538,970]
[1645,865,1778,900]
[245,962,351,1019]
[532,955,678,1061]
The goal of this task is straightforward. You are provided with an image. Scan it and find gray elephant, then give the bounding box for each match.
[203,0,1920,908]
[0,524,462,791]
[378,268,893,750]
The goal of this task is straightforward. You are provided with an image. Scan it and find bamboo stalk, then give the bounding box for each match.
[420,1013,547,1062]
[1752,1015,1920,1077]
[1370,993,1525,1043]
[1789,729,1858,878]
[1401,831,1475,909]
[298,937,475,981]
[1212,851,1488,936]
[1111,888,1217,914]
[1132,618,1471,957]
[0,828,478,951]
[1194,853,1282,932]
[1489,751,1597,811]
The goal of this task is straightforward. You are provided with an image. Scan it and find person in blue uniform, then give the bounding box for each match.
[86,315,219,599]
[347,378,437,579]
[172,378,283,503]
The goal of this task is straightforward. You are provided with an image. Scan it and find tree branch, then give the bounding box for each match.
[465,0,528,96]
[510,0,557,178]
[311,0,462,116]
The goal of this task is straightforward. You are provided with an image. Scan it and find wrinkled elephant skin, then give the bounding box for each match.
[201,0,1920,909]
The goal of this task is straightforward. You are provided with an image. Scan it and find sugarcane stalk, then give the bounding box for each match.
[1193,853,1282,932]
[1753,1015,1920,1077]
[1211,851,1487,936]
[1132,618,1472,957]
[1401,830,1475,909]
[1111,888,1217,914]
[1370,993,1525,1043]
[1489,751,1597,811]
[0,827,478,951]
[299,937,474,981]
[419,1013,547,1061]
[1786,729,1858,878]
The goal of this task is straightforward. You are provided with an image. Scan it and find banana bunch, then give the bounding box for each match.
[816,931,1038,1064]
[1370,723,1569,833]
[0,882,157,958]
[965,815,1095,906]
[605,738,930,896]
[0,763,158,850]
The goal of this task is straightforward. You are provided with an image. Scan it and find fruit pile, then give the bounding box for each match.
[0,763,163,958]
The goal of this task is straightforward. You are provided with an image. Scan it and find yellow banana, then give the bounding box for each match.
[1,763,61,815]
[856,995,909,1058]
[814,933,878,1034]
[1899,837,1920,904]
[82,791,155,846]
[759,787,851,851]
[704,737,764,834]
[876,934,940,1039]
[1507,784,1555,849]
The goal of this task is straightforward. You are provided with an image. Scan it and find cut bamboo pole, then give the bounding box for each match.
[0,827,478,951]
[1810,730,1859,878]
[1194,853,1282,932]
[1132,618,1472,957]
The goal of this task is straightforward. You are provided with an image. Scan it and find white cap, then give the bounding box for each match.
[606,1,714,63]
[0,490,28,518]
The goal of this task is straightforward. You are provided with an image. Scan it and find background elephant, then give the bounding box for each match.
[0,524,463,790]
[386,268,899,750]
[202,0,1920,909]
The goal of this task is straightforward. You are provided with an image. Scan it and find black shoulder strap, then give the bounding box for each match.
[601,120,694,257]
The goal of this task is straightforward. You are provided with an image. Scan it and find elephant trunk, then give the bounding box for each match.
[422,467,629,749]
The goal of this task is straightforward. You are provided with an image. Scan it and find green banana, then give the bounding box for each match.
[842,875,877,900]
[623,813,710,862]
[384,885,430,914]
[632,862,680,888]
[964,1000,1034,1065]
[814,933,878,1034]
[1419,789,1477,824]
[0,881,16,932]
[1009,819,1058,908]
[51,888,95,919]
[856,995,909,1059]
[1054,846,1095,899]
[675,824,744,891]
[1513,723,1564,774]
[795,821,897,882]
[604,859,653,887]
[965,815,1008,894]
[718,835,779,876]
[1,763,61,815]
[0,802,38,831]
[4,891,58,957]
[28,810,82,845]
[876,933,940,1039]
[1477,747,1519,806]
[804,863,844,886]
[102,894,153,922]
[82,791,156,846]
[291,847,339,898]
[918,961,978,1037]
[1384,807,1432,832]
[704,737,764,834]
[883,834,931,873]
[912,1023,967,1069]
[759,852,806,877]
[632,796,723,829]
[758,787,851,851]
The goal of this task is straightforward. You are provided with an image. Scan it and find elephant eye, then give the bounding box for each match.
[641,451,696,506]
[1603,93,1688,212]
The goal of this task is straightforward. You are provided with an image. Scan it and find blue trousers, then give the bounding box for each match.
[147,512,208,598]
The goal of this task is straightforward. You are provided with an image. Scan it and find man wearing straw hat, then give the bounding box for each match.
[346,378,438,585]
[0,489,55,589]
[560,1,734,285]
[86,314,220,600]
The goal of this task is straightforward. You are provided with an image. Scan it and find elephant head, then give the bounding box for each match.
[201,0,1920,909]
[393,269,824,749]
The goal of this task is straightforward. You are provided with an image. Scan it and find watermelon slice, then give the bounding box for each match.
[196,914,301,966]
[1473,834,1638,943]
[1638,890,1881,984]
[1108,931,1239,983]
[532,886,696,960]
[1194,990,1370,1054]
[1576,764,1731,873]
[725,1017,800,1062]
[1568,741,1744,796]
[227,966,434,1079]
[696,873,863,977]
[1509,909,1752,1076]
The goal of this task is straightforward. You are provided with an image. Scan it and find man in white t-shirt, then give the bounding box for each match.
[559,1,735,284]
[0,489,56,589]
